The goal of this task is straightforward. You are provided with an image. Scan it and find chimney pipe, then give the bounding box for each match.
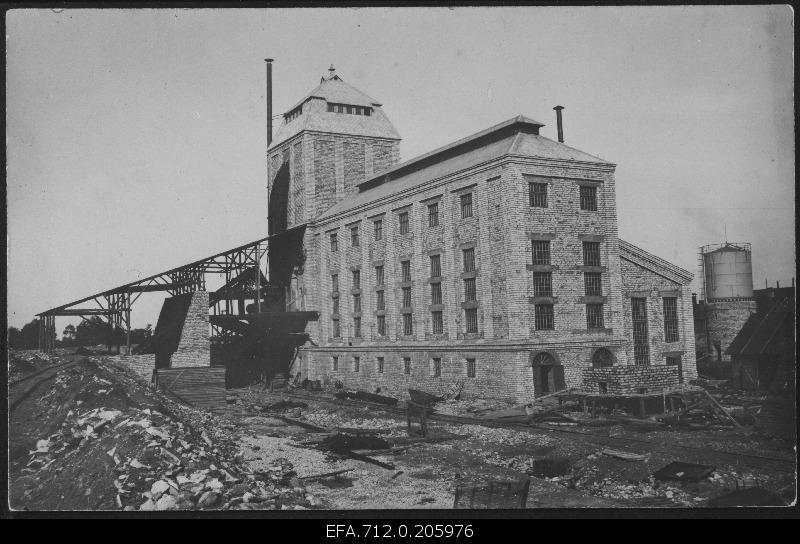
[265,58,274,147]
[553,105,564,143]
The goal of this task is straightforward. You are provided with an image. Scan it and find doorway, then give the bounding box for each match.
[666,355,683,384]
[531,352,565,397]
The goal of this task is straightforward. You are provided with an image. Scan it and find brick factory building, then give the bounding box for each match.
[266,68,697,402]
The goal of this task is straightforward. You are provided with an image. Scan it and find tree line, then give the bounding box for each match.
[7,317,153,350]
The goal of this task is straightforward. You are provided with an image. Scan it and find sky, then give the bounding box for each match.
[6,6,795,332]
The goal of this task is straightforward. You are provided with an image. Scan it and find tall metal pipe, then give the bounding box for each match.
[553,105,564,143]
[265,58,274,147]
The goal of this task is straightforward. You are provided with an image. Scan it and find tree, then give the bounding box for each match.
[62,324,76,345]
[8,318,54,349]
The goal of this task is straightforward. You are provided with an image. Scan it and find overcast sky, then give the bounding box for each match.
[6,6,795,331]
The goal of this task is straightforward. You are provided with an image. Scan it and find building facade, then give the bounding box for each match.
[267,69,696,402]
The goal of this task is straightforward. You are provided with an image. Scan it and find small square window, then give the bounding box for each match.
[399,212,410,235]
[584,272,603,296]
[532,272,552,297]
[529,182,548,208]
[535,304,554,330]
[532,240,551,265]
[583,242,601,266]
[460,193,473,218]
[580,186,598,212]
[587,303,604,329]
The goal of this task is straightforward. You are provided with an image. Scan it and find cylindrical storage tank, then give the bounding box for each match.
[703,244,754,300]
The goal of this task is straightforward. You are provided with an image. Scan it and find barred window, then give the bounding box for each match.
[529,182,548,208]
[403,313,413,335]
[464,278,477,302]
[431,282,442,305]
[583,242,601,266]
[663,297,680,343]
[377,315,386,336]
[353,294,361,313]
[432,311,443,334]
[532,272,552,297]
[376,290,385,310]
[374,219,383,241]
[402,287,412,308]
[587,303,605,329]
[332,297,340,314]
[401,260,411,282]
[331,274,339,293]
[377,356,385,373]
[579,186,598,211]
[403,357,412,375]
[535,304,554,330]
[531,240,551,265]
[465,308,478,333]
[332,356,338,371]
[352,269,360,290]
[375,265,384,286]
[466,358,476,378]
[460,193,473,218]
[353,317,361,337]
[584,272,603,296]
[432,357,442,378]
[330,232,338,252]
[428,202,440,227]
[332,319,341,338]
[353,356,360,372]
[463,248,475,272]
[351,226,360,247]
[632,297,650,365]
[430,254,441,278]
[399,212,410,234]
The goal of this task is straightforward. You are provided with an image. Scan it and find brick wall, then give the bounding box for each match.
[95,354,156,382]
[170,291,211,368]
[705,299,757,362]
[582,365,679,394]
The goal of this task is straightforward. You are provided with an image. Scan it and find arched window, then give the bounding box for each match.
[592,348,614,368]
[531,352,556,366]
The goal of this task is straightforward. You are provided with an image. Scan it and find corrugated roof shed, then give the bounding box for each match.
[726,292,795,356]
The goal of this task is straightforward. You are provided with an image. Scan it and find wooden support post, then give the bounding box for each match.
[638,396,646,418]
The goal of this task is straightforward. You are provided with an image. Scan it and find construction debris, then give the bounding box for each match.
[653,461,716,483]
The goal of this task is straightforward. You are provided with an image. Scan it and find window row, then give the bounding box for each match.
[533,303,605,331]
[531,240,602,266]
[330,355,477,378]
[327,102,372,116]
[527,181,599,212]
[328,308,479,338]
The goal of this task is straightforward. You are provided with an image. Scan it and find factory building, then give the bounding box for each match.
[266,68,697,402]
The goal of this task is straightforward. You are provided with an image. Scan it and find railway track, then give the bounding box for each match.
[249,389,796,474]
[8,359,82,414]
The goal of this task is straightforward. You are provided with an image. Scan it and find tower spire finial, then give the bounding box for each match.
[328,64,336,78]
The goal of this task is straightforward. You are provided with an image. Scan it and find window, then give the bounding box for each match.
[353,294,361,313]
[632,297,650,365]
[432,358,441,378]
[532,272,552,297]
[430,254,441,278]
[587,304,605,329]
[403,313,413,335]
[377,356,384,373]
[598,382,608,394]
[663,297,680,343]
[330,232,338,252]
[432,311,443,334]
[428,202,439,227]
[403,357,411,375]
[401,260,411,282]
[374,219,383,241]
[592,348,614,368]
[353,317,361,338]
[353,356,360,372]
[332,297,340,314]
[529,182,548,208]
[331,274,339,293]
[583,242,601,266]
[375,265,384,286]
[376,290,385,310]
[465,308,478,333]
[332,319,341,338]
[579,185,598,211]
[377,315,386,336]
[535,304,554,330]
[327,103,335,113]
[352,269,360,290]
[463,248,475,272]
[466,358,476,378]
[332,356,338,371]
[351,226,360,247]
[584,272,603,296]
[464,278,477,302]
[399,212,409,234]
[531,240,551,265]
[460,193,473,218]
[402,287,412,308]
[431,283,442,305]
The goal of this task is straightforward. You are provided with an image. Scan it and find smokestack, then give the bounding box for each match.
[553,105,564,143]
[265,58,274,147]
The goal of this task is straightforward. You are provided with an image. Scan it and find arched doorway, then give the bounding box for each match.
[531,352,565,397]
[592,348,614,368]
